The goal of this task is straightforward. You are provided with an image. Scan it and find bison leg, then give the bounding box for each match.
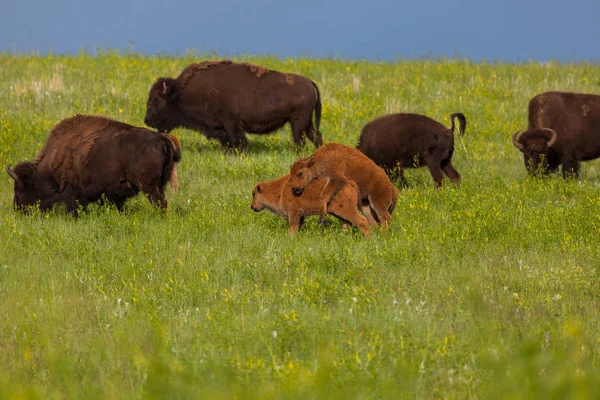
[288,212,302,237]
[223,121,247,151]
[290,113,310,149]
[442,161,461,184]
[330,205,370,238]
[318,178,346,224]
[425,156,444,188]
[146,188,168,210]
[395,167,409,188]
[367,194,393,228]
[300,119,323,148]
[360,200,380,226]
[562,158,580,178]
[64,188,85,217]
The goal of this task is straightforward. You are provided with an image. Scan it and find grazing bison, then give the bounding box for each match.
[512,91,600,178]
[251,175,372,237]
[356,113,467,187]
[289,142,398,227]
[7,114,181,216]
[144,60,323,150]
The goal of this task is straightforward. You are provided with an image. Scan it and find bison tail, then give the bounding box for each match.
[450,113,467,136]
[167,134,182,162]
[312,81,323,145]
[159,134,181,190]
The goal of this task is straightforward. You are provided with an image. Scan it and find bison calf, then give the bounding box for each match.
[251,175,371,237]
[356,113,466,187]
[145,60,323,150]
[512,91,600,178]
[7,114,181,216]
[289,142,398,227]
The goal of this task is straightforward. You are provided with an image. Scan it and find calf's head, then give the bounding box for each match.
[7,163,57,212]
[512,129,557,175]
[144,78,181,133]
[288,157,315,195]
[250,184,266,212]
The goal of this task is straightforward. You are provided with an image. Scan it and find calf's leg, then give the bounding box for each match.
[288,212,302,237]
[318,177,347,224]
[367,193,393,228]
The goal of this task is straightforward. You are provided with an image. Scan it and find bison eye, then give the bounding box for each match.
[297,172,303,178]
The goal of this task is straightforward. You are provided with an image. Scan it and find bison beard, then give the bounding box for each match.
[7,114,181,216]
[144,60,323,150]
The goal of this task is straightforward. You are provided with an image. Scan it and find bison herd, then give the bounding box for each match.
[7,60,600,237]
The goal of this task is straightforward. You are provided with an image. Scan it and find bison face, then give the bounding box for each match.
[250,185,265,212]
[144,78,181,133]
[512,129,557,176]
[7,163,57,212]
[289,157,315,196]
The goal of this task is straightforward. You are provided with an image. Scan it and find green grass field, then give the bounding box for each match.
[1,52,600,399]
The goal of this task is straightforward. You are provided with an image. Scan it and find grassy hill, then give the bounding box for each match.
[1,52,600,398]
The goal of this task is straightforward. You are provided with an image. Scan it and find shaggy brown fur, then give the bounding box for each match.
[289,142,398,227]
[357,113,466,187]
[512,91,600,178]
[7,115,181,216]
[145,60,323,150]
[251,175,371,237]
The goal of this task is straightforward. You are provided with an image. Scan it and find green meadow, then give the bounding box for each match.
[1,52,600,399]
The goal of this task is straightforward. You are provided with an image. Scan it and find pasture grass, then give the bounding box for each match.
[1,51,600,398]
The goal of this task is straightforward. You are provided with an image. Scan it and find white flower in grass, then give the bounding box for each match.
[272,330,277,339]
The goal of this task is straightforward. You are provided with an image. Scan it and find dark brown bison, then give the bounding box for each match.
[6,114,181,216]
[144,60,323,150]
[356,113,466,187]
[512,91,600,178]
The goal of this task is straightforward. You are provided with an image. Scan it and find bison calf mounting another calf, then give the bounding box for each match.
[145,60,323,150]
[7,114,181,216]
[251,175,372,237]
[289,142,398,228]
[357,112,467,188]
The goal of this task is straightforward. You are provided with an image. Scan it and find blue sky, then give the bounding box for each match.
[2,0,599,61]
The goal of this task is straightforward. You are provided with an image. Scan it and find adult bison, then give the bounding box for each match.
[512,91,600,178]
[144,60,323,150]
[7,114,181,216]
[356,113,466,187]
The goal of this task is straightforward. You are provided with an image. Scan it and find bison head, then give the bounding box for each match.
[512,128,557,175]
[7,163,58,212]
[289,157,316,196]
[144,78,182,133]
[250,184,265,212]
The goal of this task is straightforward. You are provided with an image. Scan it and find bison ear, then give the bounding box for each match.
[161,79,180,100]
[256,184,262,193]
[306,157,315,168]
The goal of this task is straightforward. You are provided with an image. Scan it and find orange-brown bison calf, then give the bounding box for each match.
[288,142,398,227]
[251,174,371,237]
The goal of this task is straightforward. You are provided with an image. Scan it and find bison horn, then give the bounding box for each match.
[6,164,19,182]
[162,81,168,95]
[511,131,524,150]
[543,128,557,148]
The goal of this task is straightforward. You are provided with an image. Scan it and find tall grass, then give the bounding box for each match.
[1,52,600,398]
